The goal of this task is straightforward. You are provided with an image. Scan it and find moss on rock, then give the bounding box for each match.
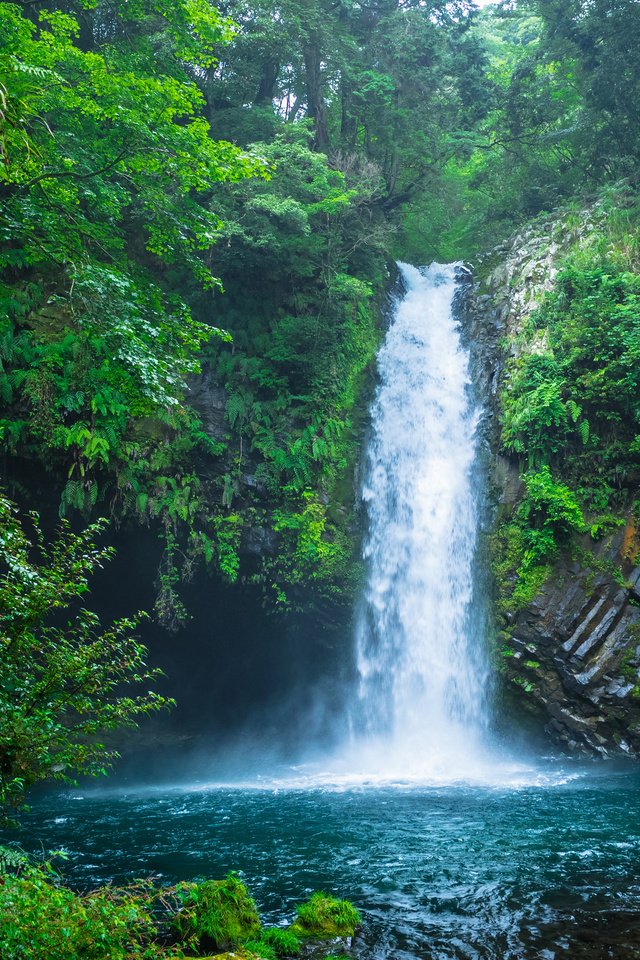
[201,953,261,960]
[173,872,261,951]
[290,893,361,940]
[246,926,302,957]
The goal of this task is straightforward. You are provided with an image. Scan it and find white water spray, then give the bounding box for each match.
[347,262,492,781]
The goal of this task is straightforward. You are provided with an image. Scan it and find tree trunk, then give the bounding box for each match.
[255,59,280,106]
[304,37,330,152]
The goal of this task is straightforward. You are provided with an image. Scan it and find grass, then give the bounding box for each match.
[173,872,261,951]
[290,893,361,939]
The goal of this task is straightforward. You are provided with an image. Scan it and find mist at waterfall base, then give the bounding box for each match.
[11,264,640,959]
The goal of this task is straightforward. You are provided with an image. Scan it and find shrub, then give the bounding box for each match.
[252,926,302,957]
[0,849,165,960]
[173,872,261,950]
[519,466,584,566]
[291,893,361,939]
[0,496,171,823]
[244,940,277,959]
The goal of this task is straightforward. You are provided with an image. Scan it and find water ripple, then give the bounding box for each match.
[7,768,640,959]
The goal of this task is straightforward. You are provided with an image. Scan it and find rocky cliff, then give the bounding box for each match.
[466,199,640,757]
[505,520,640,756]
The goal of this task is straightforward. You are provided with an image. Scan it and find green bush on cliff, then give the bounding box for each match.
[495,251,640,618]
[501,264,640,510]
[519,466,584,566]
[501,355,581,469]
[491,520,552,616]
[491,468,582,616]
[265,493,356,607]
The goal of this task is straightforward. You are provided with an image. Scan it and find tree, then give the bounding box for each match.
[532,0,640,177]
[0,0,263,514]
[0,495,172,822]
[200,0,489,204]
[463,0,640,237]
[0,1,266,623]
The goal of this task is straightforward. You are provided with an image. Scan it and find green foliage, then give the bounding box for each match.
[254,927,302,957]
[0,496,171,821]
[173,872,261,950]
[200,0,485,203]
[259,494,356,608]
[491,468,582,616]
[274,495,345,575]
[501,261,640,511]
[210,514,244,583]
[0,2,258,278]
[0,849,179,960]
[519,466,584,566]
[291,893,361,939]
[1,0,393,612]
[398,0,640,261]
[491,519,553,616]
[244,941,278,960]
[493,200,640,623]
[501,356,581,469]
[589,514,625,542]
[0,0,265,620]
[199,128,385,605]
[0,854,358,960]
[508,562,552,614]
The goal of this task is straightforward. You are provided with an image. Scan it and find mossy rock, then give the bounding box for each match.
[245,926,302,958]
[173,872,261,951]
[201,953,261,960]
[289,893,361,940]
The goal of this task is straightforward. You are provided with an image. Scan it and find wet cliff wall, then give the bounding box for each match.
[465,189,640,756]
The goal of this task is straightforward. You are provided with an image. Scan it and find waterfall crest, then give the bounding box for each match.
[349,262,492,781]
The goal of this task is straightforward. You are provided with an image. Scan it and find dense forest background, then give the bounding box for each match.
[1,0,639,630]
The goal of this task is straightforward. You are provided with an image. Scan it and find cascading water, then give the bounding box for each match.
[349,262,492,781]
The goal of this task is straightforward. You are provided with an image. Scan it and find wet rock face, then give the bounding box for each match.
[461,212,640,758]
[508,522,640,756]
[188,367,228,443]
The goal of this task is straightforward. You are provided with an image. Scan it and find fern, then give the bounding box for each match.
[578,419,590,445]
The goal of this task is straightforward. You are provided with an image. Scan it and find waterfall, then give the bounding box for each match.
[349,262,492,781]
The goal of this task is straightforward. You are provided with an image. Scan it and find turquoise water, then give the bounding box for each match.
[12,765,640,959]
